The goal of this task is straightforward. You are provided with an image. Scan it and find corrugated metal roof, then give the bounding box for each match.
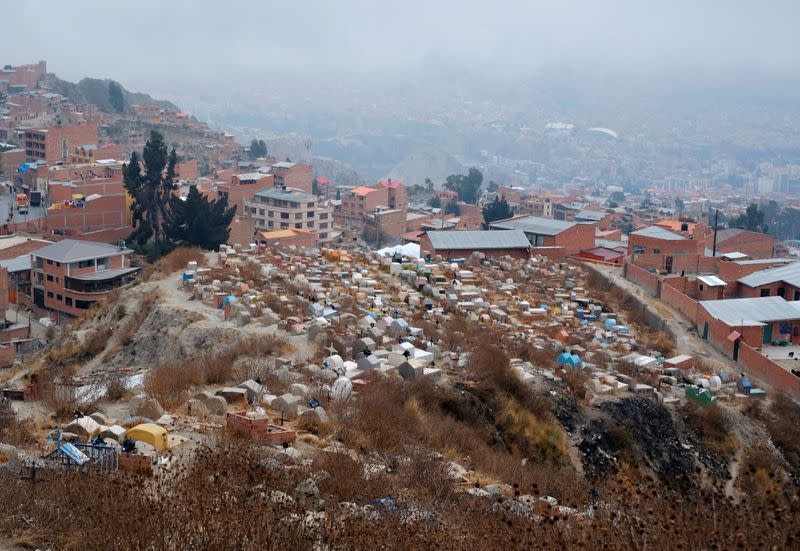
[697,275,726,287]
[735,258,793,266]
[699,296,800,324]
[575,209,606,221]
[0,255,31,273]
[33,239,132,263]
[427,230,530,250]
[630,226,686,240]
[255,187,315,202]
[738,261,800,288]
[490,216,580,236]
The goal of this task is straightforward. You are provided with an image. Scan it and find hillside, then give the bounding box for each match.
[42,74,179,114]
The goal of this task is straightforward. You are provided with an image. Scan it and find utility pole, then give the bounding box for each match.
[711,209,719,257]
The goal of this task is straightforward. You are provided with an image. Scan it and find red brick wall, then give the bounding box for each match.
[532,246,568,259]
[552,223,595,254]
[736,282,800,301]
[628,233,702,256]
[718,233,775,259]
[624,261,660,296]
[738,343,800,399]
[661,282,700,323]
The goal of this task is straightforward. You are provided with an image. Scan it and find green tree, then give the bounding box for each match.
[607,201,619,209]
[609,191,625,203]
[425,178,434,193]
[167,185,236,250]
[729,203,768,233]
[249,139,267,158]
[487,180,499,193]
[312,178,321,197]
[428,195,442,208]
[443,168,483,204]
[108,81,125,113]
[123,130,177,260]
[675,197,685,211]
[482,196,513,228]
[445,201,461,215]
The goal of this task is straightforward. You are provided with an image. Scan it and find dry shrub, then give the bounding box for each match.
[103,372,128,402]
[739,445,782,496]
[199,352,235,385]
[682,401,739,458]
[0,399,37,446]
[142,246,205,280]
[560,368,589,400]
[144,360,203,408]
[764,393,800,470]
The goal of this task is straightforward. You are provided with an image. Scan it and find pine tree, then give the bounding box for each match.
[167,185,237,250]
[123,130,177,259]
[482,196,513,228]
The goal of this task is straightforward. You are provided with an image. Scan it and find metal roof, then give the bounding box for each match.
[630,226,687,240]
[272,161,296,169]
[697,275,726,287]
[738,261,800,288]
[426,230,530,250]
[490,216,581,236]
[721,252,748,260]
[735,258,793,266]
[574,209,606,222]
[235,172,269,181]
[254,187,315,202]
[32,239,132,263]
[0,255,31,273]
[699,296,800,324]
[68,266,140,281]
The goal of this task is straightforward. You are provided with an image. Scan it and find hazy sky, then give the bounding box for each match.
[4,0,799,89]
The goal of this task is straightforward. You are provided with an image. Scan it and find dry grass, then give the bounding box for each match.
[144,360,203,409]
[764,393,800,470]
[141,246,205,280]
[681,401,739,458]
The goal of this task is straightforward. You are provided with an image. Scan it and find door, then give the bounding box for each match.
[665,256,673,274]
[702,322,709,340]
[763,324,773,344]
[733,339,740,361]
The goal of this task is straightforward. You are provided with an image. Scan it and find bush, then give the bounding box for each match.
[144,360,203,408]
[682,401,738,458]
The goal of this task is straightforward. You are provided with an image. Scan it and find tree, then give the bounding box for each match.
[167,185,236,250]
[424,178,434,193]
[675,197,685,211]
[108,81,125,113]
[123,130,178,260]
[312,178,321,197]
[729,203,768,233]
[482,196,513,228]
[249,139,267,158]
[443,168,483,204]
[607,201,619,209]
[428,195,442,209]
[445,201,461,216]
[609,191,625,204]
[487,180,499,193]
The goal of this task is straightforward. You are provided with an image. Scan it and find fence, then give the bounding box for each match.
[738,342,800,400]
[660,281,700,323]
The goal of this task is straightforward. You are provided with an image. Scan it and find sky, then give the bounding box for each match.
[4,0,800,91]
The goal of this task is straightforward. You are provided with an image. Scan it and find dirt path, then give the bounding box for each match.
[590,264,733,367]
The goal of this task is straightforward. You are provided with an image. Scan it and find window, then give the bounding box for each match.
[295,213,302,220]
[47,291,53,298]
[47,259,53,265]
[56,262,61,267]
[71,260,93,269]
[75,300,94,310]
[778,287,786,298]
[280,212,289,219]
[295,223,303,229]
[307,211,314,218]
[259,209,265,216]
[794,290,799,301]
[699,284,704,291]
[56,294,63,301]
[268,210,274,218]
[761,288,771,297]
[320,213,328,220]
[46,274,54,282]
[633,245,645,254]
[653,248,661,254]
[65,297,73,307]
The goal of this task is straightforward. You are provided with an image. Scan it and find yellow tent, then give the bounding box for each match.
[127,423,169,451]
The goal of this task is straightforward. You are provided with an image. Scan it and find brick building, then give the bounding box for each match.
[713,228,775,260]
[269,162,312,194]
[735,261,800,300]
[420,230,531,260]
[244,187,331,243]
[377,179,408,211]
[336,186,389,228]
[216,172,274,212]
[23,124,98,162]
[489,216,595,254]
[31,239,139,317]
[257,228,316,248]
[363,208,406,242]
[697,296,800,349]
[0,148,25,179]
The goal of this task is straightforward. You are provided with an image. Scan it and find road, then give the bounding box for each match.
[0,187,46,225]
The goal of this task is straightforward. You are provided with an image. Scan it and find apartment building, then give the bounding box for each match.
[244,186,335,245]
[31,239,139,317]
[23,124,98,162]
[216,172,274,211]
[336,186,389,228]
[377,179,408,211]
